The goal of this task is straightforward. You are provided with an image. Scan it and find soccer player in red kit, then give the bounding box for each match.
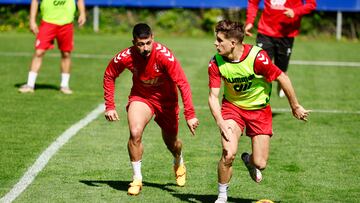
[208,20,310,203]
[245,0,316,97]
[103,23,199,196]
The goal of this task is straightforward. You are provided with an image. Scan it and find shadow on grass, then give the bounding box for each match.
[79,180,258,203]
[79,180,176,193]
[15,82,59,91]
[172,193,256,203]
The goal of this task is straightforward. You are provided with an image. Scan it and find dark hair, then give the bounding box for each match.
[132,23,152,39]
[215,20,245,42]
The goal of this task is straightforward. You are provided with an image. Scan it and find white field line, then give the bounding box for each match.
[1,51,360,67]
[0,103,105,203]
[194,106,360,114]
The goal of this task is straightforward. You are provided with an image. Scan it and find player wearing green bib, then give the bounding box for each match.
[208,20,310,203]
[19,0,86,94]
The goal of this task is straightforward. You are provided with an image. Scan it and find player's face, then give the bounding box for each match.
[133,35,154,57]
[214,32,234,56]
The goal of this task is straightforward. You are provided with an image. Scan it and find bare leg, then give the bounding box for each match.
[217,119,242,184]
[250,134,271,170]
[60,51,71,74]
[161,130,182,162]
[30,49,46,73]
[127,101,153,161]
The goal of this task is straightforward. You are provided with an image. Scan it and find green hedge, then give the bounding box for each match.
[1,5,359,39]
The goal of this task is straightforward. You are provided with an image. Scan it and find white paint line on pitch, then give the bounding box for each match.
[0,104,105,203]
[1,51,360,67]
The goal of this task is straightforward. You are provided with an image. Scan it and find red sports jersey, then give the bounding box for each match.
[208,44,282,88]
[103,42,196,120]
[246,0,316,37]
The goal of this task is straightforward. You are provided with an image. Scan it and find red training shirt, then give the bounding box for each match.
[246,0,317,38]
[103,42,196,120]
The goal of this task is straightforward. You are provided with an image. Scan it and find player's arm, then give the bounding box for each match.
[208,87,232,142]
[254,49,310,121]
[245,0,261,36]
[103,54,126,121]
[276,73,310,121]
[163,51,199,134]
[76,0,86,27]
[29,0,39,35]
[286,0,317,18]
[208,60,232,142]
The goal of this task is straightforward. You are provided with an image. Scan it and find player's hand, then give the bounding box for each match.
[245,23,254,37]
[29,21,38,35]
[105,110,119,121]
[292,105,311,121]
[78,14,86,27]
[219,121,232,142]
[284,8,295,18]
[186,117,199,136]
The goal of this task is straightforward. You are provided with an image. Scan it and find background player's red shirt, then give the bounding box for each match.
[104,42,196,120]
[246,0,316,38]
[208,44,282,88]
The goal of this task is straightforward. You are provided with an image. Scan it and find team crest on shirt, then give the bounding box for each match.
[154,64,160,72]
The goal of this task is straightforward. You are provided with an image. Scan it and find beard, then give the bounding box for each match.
[141,50,150,57]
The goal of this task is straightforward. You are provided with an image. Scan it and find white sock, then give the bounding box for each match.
[218,183,228,199]
[173,152,184,166]
[60,73,70,88]
[26,71,38,88]
[131,160,142,181]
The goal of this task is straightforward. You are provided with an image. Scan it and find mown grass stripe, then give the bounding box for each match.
[0,104,105,203]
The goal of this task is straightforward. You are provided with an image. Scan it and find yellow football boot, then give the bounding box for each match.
[174,164,186,187]
[128,179,142,195]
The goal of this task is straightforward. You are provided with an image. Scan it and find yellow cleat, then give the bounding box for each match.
[174,164,186,187]
[128,179,142,195]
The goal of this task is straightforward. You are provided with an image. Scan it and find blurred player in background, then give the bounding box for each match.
[19,0,86,94]
[208,20,310,203]
[245,0,316,97]
[103,23,199,196]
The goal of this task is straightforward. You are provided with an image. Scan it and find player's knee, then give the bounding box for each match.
[253,157,267,170]
[34,50,45,58]
[129,127,143,142]
[222,149,236,166]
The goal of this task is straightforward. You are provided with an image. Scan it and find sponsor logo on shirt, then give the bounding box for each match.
[53,0,66,6]
[270,0,286,10]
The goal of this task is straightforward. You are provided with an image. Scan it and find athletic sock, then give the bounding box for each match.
[131,160,142,181]
[27,71,38,88]
[60,73,70,88]
[218,182,229,199]
[173,152,184,166]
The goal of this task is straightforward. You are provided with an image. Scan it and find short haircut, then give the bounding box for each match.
[215,20,245,42]
[132,23,152,39]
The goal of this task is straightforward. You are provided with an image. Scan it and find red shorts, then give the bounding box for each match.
[127,96,179,134]
[35,20,74,52]
[221,99,273,137]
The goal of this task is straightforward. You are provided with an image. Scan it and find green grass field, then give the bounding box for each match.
[0,32,359,203]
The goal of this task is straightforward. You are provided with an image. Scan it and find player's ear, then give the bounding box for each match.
[231,39,237,47]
